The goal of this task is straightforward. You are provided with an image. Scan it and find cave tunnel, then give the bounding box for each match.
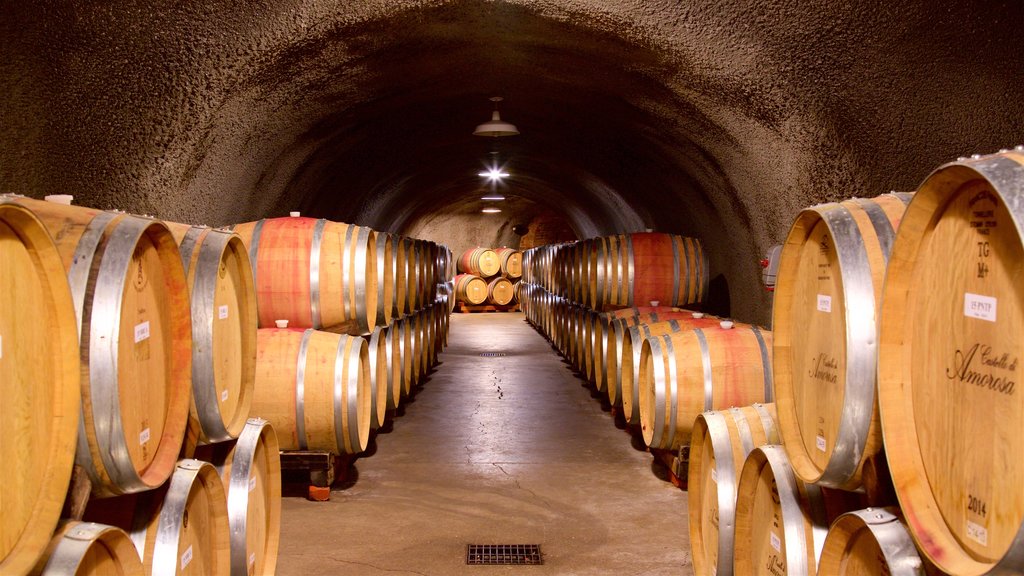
[4,1,1023,326]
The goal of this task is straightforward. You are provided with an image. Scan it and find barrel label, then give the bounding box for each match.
[139,427,151,445]
[816,435,827,452]
[808,353,839,384]
[946,343,1017,397]
[219,304,229,319]
[711,468,718,483]
[250,552,257,569]
[181,545,193,570]
[964,293,997,322]
[966,520,988,546]
[770,532,781,552]
[221,389,229,402]
[134,321,150,343]
[249,475,257,492]
[816,294,832,313]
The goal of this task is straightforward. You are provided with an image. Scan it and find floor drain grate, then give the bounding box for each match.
[466,544,543,565]
[479,352,507,357]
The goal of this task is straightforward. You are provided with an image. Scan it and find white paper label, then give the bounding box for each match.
[711,468,718,483]
[134,321,150,343]
[181,545,193,570]
[221,389,229,402]
[965,293,997,322]
[816,294,832,313]
[249,476,257,492]
[967,520,988,545]
[249,552,257,567]
[770,532,781,552]
[816,435,827,452]
[139,428,151,445]
[218,305,229,320]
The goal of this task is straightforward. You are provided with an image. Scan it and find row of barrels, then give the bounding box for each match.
[453,274,518,306]
[519,148,1024,575]
[0,194,452,574]
[521,232,709,310]
[457,246,522,279]
[233,212,453,335]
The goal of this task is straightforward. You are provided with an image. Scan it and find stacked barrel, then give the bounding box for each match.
[0,197,451,575]
[454,246,521,308]
[690,148,1024,576]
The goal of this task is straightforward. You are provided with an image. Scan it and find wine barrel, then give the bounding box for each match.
[194,419,281,576]
[773,193,911,490]
[600,232,708,308]
[367,325,390,429]
[10,197,192,498]
[0,199,81,575]
[389,235,409,317]
[165,223,257,448]
[233,216,378,335]
[878,150,1024,575]
[494,247,522,279]
[252,328,371,454]
[639,323,773,450]
[487,276,515,305]
[689,404,779,576]
[30,521,143,576]
[454,273,488,305]
[734,445,831,575]
[615,312,720,419]
[817,508,932,576]
[458,247,500,278]
[134,460,230,576]
[373,231,395,328]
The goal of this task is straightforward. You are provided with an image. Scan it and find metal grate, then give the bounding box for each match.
[479,352,507,357]
[466,544,543,565]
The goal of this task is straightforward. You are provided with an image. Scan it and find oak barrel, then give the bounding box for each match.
[878,150,1024,575]
[165,223,257,448]
[194,419,281,576]
[0,199,81,575]
[367,325,390,429]
[487,276,515,305]
[372,231,395,328]
[614,312,720,419]
[454,273,488,305]
[494,247,522,279]
[773,193,911,490]
[30,521,143,576]
[733,446,844,575]
[252,328,371,454]
[11,197,193,498]
[233,216,378,335]
[688,404,779,576]
[817,508,932,576]
[457,247,500,278]
[599,233,708,308]
[638,323,773,449]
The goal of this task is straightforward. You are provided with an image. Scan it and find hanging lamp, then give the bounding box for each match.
[473,96,519,137]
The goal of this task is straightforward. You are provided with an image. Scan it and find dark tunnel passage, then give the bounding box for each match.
[3,0,1023,325]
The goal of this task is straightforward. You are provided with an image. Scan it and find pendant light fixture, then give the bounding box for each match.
[473,96,520,137]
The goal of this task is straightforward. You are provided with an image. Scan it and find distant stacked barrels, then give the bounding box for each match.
[454,246,521,309]
[0,196,452,575]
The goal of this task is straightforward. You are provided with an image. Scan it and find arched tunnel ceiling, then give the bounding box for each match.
[3,1,1023,325]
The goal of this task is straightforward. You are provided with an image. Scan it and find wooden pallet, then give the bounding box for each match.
[455,302,520,313]
[650,447,688,490]
[279,450,355,501]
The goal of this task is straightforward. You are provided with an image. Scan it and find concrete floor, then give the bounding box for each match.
[277,313,693,575]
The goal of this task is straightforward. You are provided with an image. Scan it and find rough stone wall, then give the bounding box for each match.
[2,0,1022,326]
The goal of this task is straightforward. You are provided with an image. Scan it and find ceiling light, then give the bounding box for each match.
[473,96,519,137]
[481,207,502,213]
[481,194,506,201]
[478,168,510,179]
